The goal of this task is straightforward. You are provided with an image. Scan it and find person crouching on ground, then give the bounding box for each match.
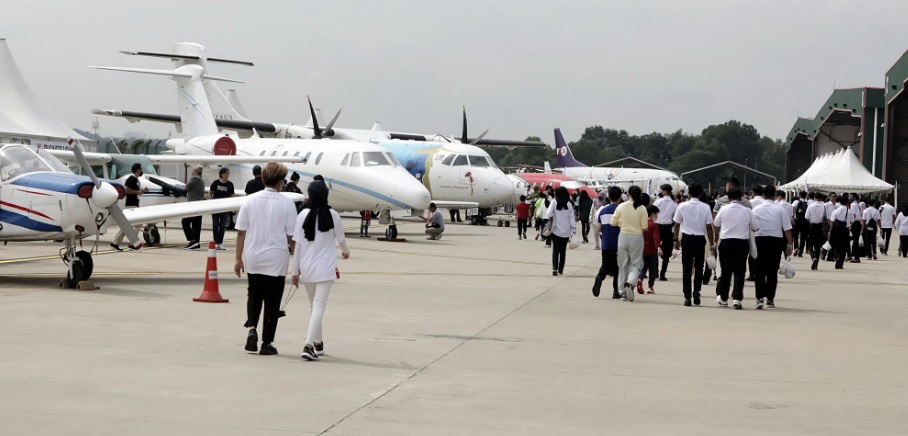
[638,205,661,294]
[425,203,445,240]
[611,185,649,301]
[546,186,576,276]
[292,180,351,361]
[235,162,299,356]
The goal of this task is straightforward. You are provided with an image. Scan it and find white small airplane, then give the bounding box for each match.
[92,54,432,238]
[0,141,302,288]
[553,128,688,194]
[93,43,538,223]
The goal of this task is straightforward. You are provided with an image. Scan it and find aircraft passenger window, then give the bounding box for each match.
[340,154,350,166]
[441,155,455,166]
[452,155,468,166]
[270,150,277,156]
[468,155,491,167]
[315,152,324,165]
[282,151,288,156]
[303,152,311,163]
[260,151,265,156]
[294,151,300,156]
[362,151,391,166]
[350,152,362,167]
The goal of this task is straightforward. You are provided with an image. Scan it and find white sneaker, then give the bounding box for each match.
[624,283,634,302]
[732,300,742,310]
[755,298,765,310]
[716,296,728,307]
[216,244,226,251]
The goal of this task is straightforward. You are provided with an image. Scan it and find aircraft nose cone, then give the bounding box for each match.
[490,176,514,206]
[93,182,119,209]
[401,181,431,210]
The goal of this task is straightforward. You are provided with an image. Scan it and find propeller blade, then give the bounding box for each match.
[324,106,343,133]
[461,106,468,144]
[307,95,322,138]
[469,129,490,145]
[69,138,101,189]
[436,133,452,143]
[108,205,142,249]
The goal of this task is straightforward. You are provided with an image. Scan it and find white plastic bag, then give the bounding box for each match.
[706,255,717,270]
[568,233,581,250]
[822,240,832,251]
[748,231,759,259]
[779,257,796,279]
[858,235,864,247]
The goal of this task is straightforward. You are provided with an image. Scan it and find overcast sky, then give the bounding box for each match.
[5,0,908,144]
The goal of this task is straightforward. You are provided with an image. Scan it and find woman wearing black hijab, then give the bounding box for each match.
[546,186,577,276]
[291,181,351,361]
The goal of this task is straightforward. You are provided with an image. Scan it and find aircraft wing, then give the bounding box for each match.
[93,109,278,133]
[122,193,305,226]
[429,200,480,209]
[48,149,303,165]
[46,149,112,165]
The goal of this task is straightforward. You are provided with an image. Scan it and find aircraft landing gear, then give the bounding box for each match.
[143,225,161,246]
[385,219,399,239]
[63,240,94,289]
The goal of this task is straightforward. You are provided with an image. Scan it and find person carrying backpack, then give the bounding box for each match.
[793,191,809,257]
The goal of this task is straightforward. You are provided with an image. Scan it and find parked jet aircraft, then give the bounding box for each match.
[0,142,300,288]
[554,128,687,194]
[515,171,598,198]
[92,61,431,238]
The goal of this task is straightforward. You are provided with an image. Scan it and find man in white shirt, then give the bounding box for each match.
[823,193,839,261]
[828,195,852,270]
[653,184,678,281]
[672,183,715,307]
[879,199,897,255]
[713,188,757,309]
[847,194,863,262]
[751,185,793,309]
[862,200,881,260]
[791,191,809,257]
[805,192,828,270]
[749,184,765,208]
[234,162,299,356]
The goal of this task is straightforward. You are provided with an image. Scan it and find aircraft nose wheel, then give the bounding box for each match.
[385,225,398,240]
[65,260,86,289]
[75,250,94,279]
[143,226,161,246]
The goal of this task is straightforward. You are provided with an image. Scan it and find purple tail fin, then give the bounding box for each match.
[554,128,587,168]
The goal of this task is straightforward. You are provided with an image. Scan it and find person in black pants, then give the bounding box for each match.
[848,196,863,263]
[805,192,827,270]
[751,185,793,309]
[829,196,851,270]
[653,184,677,281]
[547,187,575,275]
[673,183,715,307]
[793,191,809,256]
[713,188,755,309]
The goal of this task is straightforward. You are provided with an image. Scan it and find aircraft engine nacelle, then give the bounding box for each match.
[282,125,317,140]
[173,135,237,156]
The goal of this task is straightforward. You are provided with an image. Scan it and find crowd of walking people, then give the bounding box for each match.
[519,176,907,310]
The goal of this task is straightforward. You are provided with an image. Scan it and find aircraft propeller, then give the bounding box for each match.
[307,95,343,138]
[69,138,143,249]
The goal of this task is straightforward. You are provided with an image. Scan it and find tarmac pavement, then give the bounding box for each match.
[0,217,906,435]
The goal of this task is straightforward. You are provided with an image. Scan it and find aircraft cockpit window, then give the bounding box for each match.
[468,155,491,167]
[362,151,392,166]
[35,148,71,173]
[350,152,362,167]
[441,154,456,166]
[383,152,400,167]
[0,146,52,181]
[340,153,350,166]
[452,155,468,166]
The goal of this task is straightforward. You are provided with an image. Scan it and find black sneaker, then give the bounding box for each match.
[659,276,668,282]
[693,292,701,306]
[301,344,319,361]
[611,291,621,299]
[683,298,692,307]
[592,276,603,297]
[755,299,765,310]
[187,241,201,251]
[244,329,258,352]
[127,244,139,252]
[766,300,775,308]
[259,343,278,355]
[314,341,325,356]
[811,258,819,270]
[109,243,123,252]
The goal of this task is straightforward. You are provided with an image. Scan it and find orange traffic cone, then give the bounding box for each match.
[194,241,229,303]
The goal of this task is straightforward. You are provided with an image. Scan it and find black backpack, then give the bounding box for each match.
[795,200,808,220]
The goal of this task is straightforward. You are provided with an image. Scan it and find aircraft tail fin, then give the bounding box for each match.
[554,128,586,168]
[543,161,552,173]
[225,89,248,119]
[91,65,228,140]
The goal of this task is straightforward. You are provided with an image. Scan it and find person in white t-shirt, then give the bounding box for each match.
[291,181,351,361]
[234,162,299,356]
[879,199,897,255]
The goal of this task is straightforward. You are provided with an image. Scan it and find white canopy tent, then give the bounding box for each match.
[781,146,893,194]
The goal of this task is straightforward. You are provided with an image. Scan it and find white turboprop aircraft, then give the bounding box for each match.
[93,43,533,222]
[0,141,302,288]
[91,60,431,238]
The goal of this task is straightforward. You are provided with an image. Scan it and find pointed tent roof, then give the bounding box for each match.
[780,146,893,194]
[0,38,87,140]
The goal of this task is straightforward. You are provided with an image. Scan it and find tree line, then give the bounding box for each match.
[483,120,786,188]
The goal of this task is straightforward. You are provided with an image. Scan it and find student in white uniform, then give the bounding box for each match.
[848,194,863,262]
[862,200,881,260]
[828,195,852,270]
[879,199,897,255]
[805,192,828,270]
[291,181,351,361]
[713,188,758,310]
[895,205,908,257]
[653,184,678,281]
[672,183,716,307]
[823,193,839,261]
[751,185,793,309]
[235,162,299,356]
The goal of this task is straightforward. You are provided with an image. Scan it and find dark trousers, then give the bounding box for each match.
[244,273,286,344]
[901,235,908,257]
[551,235,569,273]
[658,224,674,278]
[450,209,461,222]
[717,238,749,302]
[832,221,849,269]
[640,254,659,286]
[864,227,878,258]
[794,219,808,254]
[212,213,229,244]
[808,223,824,260]
[181,215,202,243]
[850,222,863,259]
[680,234,706,299]
[881,228,893,254]
[596,249,619,295]
[517,218,528,237]
[581,219,590,242]
[754,236,785,302]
